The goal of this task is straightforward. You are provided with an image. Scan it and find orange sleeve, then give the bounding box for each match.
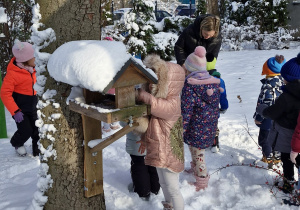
[0,73,20,116]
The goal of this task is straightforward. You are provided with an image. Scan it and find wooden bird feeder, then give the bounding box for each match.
[69,57,157,198]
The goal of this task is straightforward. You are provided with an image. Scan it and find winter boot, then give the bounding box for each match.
[273,151,281,164]
[185,161,195,174]
[15,146,27,156]
[281,180,295,194]
[261,153,273,164]
[161,201,173,210]
[102,126,111,132]
[110,122,121,130]
[32,144,40,157]
[194,175,210,191]
[140,195,150,201]
[128,182,134,192]
[211,136,219,153]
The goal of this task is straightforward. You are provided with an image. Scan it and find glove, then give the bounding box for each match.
[256,104,268,117]
[290,151,299,164]
[219,109,227,114]
[14,111,24,123]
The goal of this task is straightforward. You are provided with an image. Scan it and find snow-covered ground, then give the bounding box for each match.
[1,47,300,210]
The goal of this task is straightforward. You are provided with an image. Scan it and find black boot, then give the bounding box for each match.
[32,144,40,157]
[211,136,219,153]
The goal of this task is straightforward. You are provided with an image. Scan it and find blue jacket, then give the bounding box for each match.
[219,78,228,110]
[253,76,283,123]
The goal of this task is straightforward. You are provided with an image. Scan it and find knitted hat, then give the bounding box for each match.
[184,46,207,72]
[206,52,217,71]
[12,40,34,63]
[281,53,300,82]
[262,55,286,76]
[104,37,113,41]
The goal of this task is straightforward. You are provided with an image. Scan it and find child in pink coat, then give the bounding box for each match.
[136,54,185,210]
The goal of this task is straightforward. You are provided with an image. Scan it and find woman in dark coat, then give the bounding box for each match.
[174,14,222,67]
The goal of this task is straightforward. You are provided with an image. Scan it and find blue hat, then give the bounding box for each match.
[281,53,300,82]
[267,56,286,73]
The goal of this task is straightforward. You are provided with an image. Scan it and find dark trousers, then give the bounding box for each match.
[256,119,272,157]
[258,129,272,157]
[130,155,160,197]
[281,152,300,181]
[10,111,39,148]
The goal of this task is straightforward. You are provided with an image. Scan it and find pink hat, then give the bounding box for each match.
[184,46,207,72]
[12,40,34,62]
[104,37,113,41]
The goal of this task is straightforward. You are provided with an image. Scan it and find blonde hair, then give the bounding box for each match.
[200,15,220,38]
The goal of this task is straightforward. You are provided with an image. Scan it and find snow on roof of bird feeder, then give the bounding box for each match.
[47,40,157,93]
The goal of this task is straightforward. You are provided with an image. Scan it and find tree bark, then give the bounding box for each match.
[206,0,219,16]
[36,0,105,209]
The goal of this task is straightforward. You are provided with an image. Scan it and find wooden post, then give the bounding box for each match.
[82,115,103,197]
[82,89,104,197]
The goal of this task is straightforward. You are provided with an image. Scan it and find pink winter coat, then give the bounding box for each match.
[291,112,300,153]
[137,54,185,173]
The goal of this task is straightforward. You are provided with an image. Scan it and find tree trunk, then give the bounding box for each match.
[206,0,219,16]
[36,0,105,209]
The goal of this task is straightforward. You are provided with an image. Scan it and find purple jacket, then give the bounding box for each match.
[181,74,221,149]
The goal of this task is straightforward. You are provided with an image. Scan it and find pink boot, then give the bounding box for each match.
[161,201,173,210]
[184,161,195,174]
[194,175,210,191]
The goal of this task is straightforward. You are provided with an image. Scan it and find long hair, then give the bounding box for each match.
[200,15,220,38]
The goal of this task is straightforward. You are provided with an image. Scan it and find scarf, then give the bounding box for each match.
[186,70,211,80]
[16,62,34,74]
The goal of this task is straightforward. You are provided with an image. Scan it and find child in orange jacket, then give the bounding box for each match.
[0,40,39,156]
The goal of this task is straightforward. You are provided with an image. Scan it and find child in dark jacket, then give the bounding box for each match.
[0,40,40,156]
[253,55,286,163]
[181,46,223,191]
[206,53,229,152]
[256,53,300,193]
[120,120,160,200]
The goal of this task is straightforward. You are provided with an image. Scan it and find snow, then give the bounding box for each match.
[47,40,132,92]
[0,7,7,23]
[1,47,300,209]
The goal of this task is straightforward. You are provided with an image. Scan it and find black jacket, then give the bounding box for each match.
[262,80,300,129]
[174,14,222,66]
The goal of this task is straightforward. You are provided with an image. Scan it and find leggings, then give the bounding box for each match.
[189,146,207,177]
[156,168,184,210]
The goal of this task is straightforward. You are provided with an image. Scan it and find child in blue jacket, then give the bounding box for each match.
[253,55,286,163]
[256,53,300,193]
[206,52,229,152]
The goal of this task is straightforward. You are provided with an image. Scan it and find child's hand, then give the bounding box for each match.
[219,109,227,114]
[136,140,146,154]
[14,111,24,123]
[290,151,298,164]
[254,120,261,125]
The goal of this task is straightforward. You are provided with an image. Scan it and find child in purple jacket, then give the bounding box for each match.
[181,46,223,191]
